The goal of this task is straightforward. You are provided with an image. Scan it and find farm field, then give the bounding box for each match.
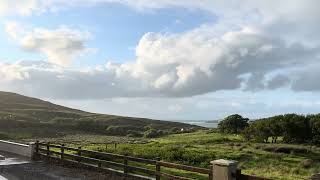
[26,130,320,180]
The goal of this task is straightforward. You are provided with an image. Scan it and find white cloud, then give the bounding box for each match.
[0,23,317,99]
[168,104,183,113]
[0,0,41,16]
[1,0,320,100]
[2,0,319,25]
[5,22,93,67]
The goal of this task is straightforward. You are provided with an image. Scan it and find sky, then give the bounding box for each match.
[0,0,320,121]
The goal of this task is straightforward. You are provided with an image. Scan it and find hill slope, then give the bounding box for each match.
[0,91,201,139]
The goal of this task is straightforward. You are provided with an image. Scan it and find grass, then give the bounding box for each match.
[29,130,320,180]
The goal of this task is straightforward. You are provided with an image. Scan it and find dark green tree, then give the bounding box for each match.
[218,114,249,134]
[269,115,284,143]
[281,114,311,143]
[251,119,272,143]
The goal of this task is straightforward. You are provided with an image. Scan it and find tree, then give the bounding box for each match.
[307,114,320,144]
[244,114,312,144]
[281,114,311,143]
[251,119,272,143]
[268,116,283,143]
[242,123,255,141]
[218,114,249,134]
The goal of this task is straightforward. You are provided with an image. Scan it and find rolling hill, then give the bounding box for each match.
[0,91,202,139]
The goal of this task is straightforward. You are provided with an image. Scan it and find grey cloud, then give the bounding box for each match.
[266,75,290,89]
[291,65,320,92]
[245,73,265,91]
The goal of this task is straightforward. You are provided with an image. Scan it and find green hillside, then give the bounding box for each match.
[0,91,201,139]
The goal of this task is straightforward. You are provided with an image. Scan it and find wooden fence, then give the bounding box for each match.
[35,141,212,180]
[35,141,269,180]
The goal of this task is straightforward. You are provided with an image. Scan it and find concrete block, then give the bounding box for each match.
[211,159,237,180]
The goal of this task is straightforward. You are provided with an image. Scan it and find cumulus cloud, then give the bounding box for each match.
[2,0,318,50]
[5,22,93,67]
[1,0,320,100]
[0,23,318,99]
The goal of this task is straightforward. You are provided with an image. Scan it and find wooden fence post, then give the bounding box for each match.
[35,140,39,155]
[46,143,50,157]
[124,154,128,175]
[61,144,64,160]
[78,147,82,163]
[209,165,213,180]
[114,143,117,150]
[31,141,39,161]
[98,160,102,168]
[236,169,241,179]
[156,157,161,180]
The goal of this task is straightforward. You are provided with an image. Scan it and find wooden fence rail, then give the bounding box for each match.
[35,141,269,180]
[36,141,212,180]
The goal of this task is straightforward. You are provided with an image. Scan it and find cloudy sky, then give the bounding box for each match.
[0,0,320,121]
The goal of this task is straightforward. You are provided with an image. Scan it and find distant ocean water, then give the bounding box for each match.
[188,121,218,128]
[174,120,218,128]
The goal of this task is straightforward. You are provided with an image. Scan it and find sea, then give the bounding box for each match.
[174,120,218,128]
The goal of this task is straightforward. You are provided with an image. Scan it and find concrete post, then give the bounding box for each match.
[211,159,237,180]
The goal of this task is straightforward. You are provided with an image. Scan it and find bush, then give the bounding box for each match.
[161,145,185,161]
[262,145,309,154]
[105,126,142,136]
[144,129,167,138]
[300,159,313,168]
[127,130,143,137]
[169,127,181,134]
[0,132,10,139]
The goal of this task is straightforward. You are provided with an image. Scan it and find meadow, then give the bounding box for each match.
[27,130,320,180]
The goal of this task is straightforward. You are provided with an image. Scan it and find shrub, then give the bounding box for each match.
[300,159,313,168]
[262,146,309,154]
[126,130,143,137]
[0,132,10,140]
[161,145,185,162]
[105,126,142,136]
[144,129,167,138]
[169,127,181,134]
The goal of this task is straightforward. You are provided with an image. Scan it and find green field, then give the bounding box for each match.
[2,91,320,179]
[28,130,320,180]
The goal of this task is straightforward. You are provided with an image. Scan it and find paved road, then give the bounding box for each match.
[0,151,121,180]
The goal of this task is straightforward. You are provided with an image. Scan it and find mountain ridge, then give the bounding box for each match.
[0,91,201,139]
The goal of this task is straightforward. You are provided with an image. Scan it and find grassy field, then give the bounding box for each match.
[28,130,320,180]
